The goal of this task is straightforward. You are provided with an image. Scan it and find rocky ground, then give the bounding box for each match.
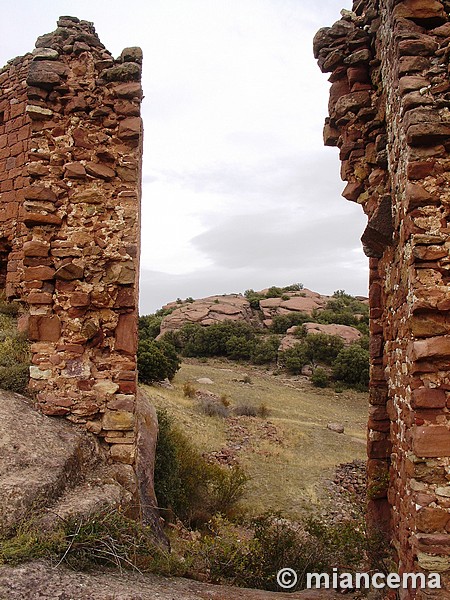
[0,561,347,599]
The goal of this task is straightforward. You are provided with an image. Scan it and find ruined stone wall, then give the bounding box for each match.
[315,1,450,597]
[0,17,143,468]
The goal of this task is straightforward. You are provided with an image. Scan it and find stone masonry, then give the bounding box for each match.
[315,1,450,597]
[0,18,143,469]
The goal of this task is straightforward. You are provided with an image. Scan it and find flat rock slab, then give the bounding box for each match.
[0,390,98,532]
[0,561,345,600]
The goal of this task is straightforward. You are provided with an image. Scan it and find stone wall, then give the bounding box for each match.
[315,1,450,597]
[0,17,143,470]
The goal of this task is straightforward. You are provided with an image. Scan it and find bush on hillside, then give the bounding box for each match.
[154,410,248,526]
[311,367,329,388]
[279,333,344,374]
[137,339,180,383]
[270,312,312,334]
[138,314,163,341]
[278,343,309,374]
[0,300,29,394]
[251,335,279,364]
[173,321,255,359]
[333,344,370,388]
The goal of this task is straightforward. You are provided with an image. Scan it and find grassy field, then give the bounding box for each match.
[143,358,367,520]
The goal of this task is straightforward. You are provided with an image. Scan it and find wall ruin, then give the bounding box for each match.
[0,17,144,477]
[315,0,450,597]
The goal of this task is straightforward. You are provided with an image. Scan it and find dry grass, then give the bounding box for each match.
[143,358,367,520]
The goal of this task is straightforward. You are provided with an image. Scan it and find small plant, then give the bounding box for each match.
[257,402,269,418]
[241,374,252,384]
[199,398,229,418]
[0,509,183,575]
[220,393,231,407]
[234,402,258,417]
[183,381,196,398]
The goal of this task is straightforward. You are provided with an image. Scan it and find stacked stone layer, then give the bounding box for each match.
[315,0,450,596]
[0,17,142,468]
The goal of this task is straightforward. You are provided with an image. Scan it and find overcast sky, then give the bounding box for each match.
[0,0,367,314]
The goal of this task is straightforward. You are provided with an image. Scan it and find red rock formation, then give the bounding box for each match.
[316,1,450,595]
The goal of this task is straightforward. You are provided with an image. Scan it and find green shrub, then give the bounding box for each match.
[332,344,370,388]
[0,364,29,394]
[278,343,308,374]
[0,509,182,575]
[304,333,344,366]
[154,410,247,526]
[177,321,255,359]
[282,283,303,292]
[138,314,163,341]
[192,512,384,592]
[137,339,180,383]
[311,367,329,388]
[0,304,29,394]
[251,336,279,364]
[225,335,254,360]
[270,312,311,334]
[244,289,265,309]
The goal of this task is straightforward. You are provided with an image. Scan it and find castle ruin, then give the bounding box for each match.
[316,0,450,596]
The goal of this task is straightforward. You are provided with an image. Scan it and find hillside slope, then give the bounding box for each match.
[145,358,367,520]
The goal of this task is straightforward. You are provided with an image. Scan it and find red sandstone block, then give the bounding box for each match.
[70,292,90,307]
[23,240,50,257]
[10,102,25,119]
[17,125,30,142]
[0,180,13,192]
[77,379,94,391]
[412,425,450,457]
[117,380,136,394]
[368,439,392,459]
[115,313,137,355]
[10,141,23,157]
[411,388,446,408]
[23,213,62,227]
[24,266,55,281]
[56,344,84,354]
[412,336,450,360]
[28,315,61,342]
[414,408,447,424]
[27,292,53,305]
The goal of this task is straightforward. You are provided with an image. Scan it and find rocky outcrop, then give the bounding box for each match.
[0,387,166,546]
[159,289,342,336]
[159,294,258,337]
[259,289,329,327]
[0,389,130,533]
